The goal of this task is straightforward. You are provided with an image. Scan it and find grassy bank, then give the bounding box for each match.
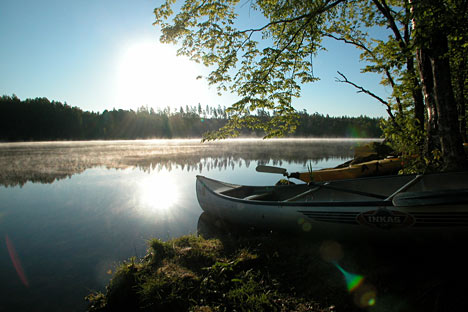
[86,218,468,312]
[85,231,356,312]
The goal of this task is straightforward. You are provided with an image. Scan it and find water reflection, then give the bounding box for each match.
[0,167,201,311]
[137,170,180,216]
[0,139,371,187]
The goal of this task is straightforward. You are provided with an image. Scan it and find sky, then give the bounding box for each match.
[0,0,391,117]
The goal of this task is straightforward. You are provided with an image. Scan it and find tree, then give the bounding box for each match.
[410,0,467,171]
[154,0,468,171]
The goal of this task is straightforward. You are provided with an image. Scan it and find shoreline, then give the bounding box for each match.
[86,232,341,312]
[0,137,382,145]
[87,223,468,312]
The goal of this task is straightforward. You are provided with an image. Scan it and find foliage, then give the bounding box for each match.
[154,0,468,171]
[86,234,334,312]
[380,115,430,173]
[154,0,327,139]
[0,95,381,141]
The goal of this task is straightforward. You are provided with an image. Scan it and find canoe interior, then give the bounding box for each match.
[221,184,311,202]
[217,171,468,203]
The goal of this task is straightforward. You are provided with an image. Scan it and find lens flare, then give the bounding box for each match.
[319,240,343,262]
[5,235,29,287]
[347,126,365,138]
[333,262,364,292]
[302,221,312,232]
[354,284,377,308]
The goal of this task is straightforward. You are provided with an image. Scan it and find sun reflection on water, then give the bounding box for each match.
[138,171,180,215]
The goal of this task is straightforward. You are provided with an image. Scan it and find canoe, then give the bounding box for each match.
[291,157,403,183]
[196,172,468,236]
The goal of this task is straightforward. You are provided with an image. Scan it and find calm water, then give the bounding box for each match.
[0,139,369,311]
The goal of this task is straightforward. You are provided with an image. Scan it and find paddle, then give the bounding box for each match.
[255,165,288,176]
[257,165,388,199]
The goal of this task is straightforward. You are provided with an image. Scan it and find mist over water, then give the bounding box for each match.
[0,139,368,311]
[0,138,369,187]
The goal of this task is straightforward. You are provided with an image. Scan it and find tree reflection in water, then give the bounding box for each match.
[0,138,376,187]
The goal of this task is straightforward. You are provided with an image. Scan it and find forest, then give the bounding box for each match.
[0,95,381,141]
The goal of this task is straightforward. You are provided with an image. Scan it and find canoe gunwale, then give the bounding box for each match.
[196,175,394,208]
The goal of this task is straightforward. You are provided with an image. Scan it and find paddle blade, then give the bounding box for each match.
[256,165,287,175]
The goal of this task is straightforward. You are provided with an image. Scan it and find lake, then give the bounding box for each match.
[0,138,372,311]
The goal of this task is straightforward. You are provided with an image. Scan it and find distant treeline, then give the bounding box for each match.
[0,95,382,141]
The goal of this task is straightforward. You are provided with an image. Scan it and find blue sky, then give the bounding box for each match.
[0,0,391,117]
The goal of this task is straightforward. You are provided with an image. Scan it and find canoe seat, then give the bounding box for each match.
[243,192,273,200]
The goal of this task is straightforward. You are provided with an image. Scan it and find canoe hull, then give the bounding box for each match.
[196,173,468,238]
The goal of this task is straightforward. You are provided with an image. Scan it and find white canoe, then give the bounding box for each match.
[196,172,468,236]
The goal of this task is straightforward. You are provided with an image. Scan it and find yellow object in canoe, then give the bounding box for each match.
[291,142,467,183]
[294,157,403,183]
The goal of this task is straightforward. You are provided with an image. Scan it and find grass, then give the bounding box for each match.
[86,218,468,312]
[86,232,339,312]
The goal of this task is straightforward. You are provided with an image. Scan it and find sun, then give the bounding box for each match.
[114,40,213,111]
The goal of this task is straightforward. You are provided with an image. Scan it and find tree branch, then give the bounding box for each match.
[253,0,348,84]
[236,0,347,35]
[262,15,314,80]
[372,0,407,51]
[335,71,395,121]
[324,32,402,111]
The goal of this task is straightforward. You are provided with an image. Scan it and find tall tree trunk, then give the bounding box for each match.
[456,79,467,143]
[408,57,425,152]
[430,39,466,170]
[454,59,467,142]
[416,48,439,158]
[412,0,467,171]
[407,58,425,131]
